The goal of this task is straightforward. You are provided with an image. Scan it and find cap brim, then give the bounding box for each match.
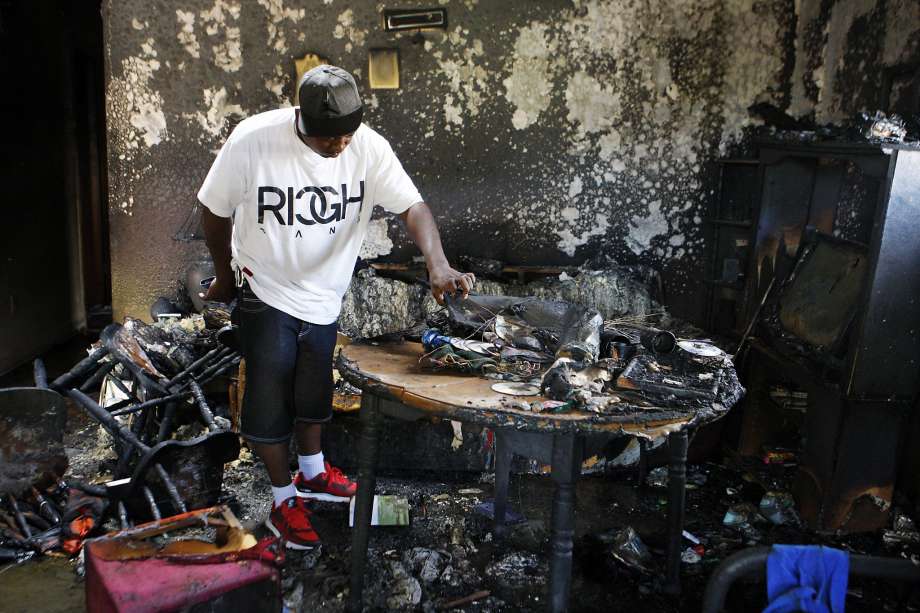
[298,106,363,137]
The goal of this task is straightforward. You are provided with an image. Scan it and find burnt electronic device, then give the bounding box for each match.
[759,229,869,382]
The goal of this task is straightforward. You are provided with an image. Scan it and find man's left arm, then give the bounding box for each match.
[399,202,475,304]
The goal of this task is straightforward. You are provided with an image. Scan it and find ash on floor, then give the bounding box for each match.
[212,452,920,612]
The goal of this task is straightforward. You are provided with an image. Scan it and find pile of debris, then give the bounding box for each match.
[0,308,243,564]
[414,293,743,419]
[338,262,664,340]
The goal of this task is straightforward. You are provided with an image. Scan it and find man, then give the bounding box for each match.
[198,64,474,549]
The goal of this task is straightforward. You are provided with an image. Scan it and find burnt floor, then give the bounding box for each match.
[7,421,920,613]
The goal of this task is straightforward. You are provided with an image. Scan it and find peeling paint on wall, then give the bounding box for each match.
[427,27,487,129]
[333,8,367,54]
[264,64,290,105]
[106,33,167,217]
[175,10,200,59]
[256,0,305,55]
[199,0,242,72]
[359,218,395,260]
[789,0,919,122]
[626,200,669,256]
[557,213,611,257]
[883,0,920,65]
[186,87,246,141]
[503,22,555,130]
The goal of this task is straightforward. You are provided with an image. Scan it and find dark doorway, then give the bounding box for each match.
[0,0,110,374]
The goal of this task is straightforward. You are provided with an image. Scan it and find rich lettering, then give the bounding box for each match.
[258,180,364,228]
[257,186,285,224]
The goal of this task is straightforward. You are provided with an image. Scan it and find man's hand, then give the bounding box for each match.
[200,207,236,303]
[398,202,474,303]
[429,265,475,304]
[200,275,236,304]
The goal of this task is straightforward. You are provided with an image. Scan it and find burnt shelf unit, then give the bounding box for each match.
[705,158,759,337]
[737,140,920,533]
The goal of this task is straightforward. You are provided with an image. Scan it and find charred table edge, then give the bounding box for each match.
[335,349,721,435]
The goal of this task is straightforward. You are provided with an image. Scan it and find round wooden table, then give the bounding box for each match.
[338,342,734,612]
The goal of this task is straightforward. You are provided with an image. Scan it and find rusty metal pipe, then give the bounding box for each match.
[117,501,131,530]
[6,495,31,540]
[79,360,117,393]
[141,486,162,521]
[189,381,219,431]
[31,487,61,526]
[109,392,189,417]
[33,358,48,389]
[50,346,108,391]
[67,390,187,514]
[165,346,230,389]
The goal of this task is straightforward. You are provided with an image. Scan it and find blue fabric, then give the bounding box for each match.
[763,545,849,613]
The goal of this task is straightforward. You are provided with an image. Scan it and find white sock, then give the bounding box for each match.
[298,452,325,480]
[271,483,297,507]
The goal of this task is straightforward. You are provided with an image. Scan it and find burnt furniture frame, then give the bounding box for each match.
[737,143,920,532]
[338,342,732,612]
[701,546,920,613]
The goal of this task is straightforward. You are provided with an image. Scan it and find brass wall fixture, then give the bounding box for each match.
[369,48,400,89]
[382,8,447,31]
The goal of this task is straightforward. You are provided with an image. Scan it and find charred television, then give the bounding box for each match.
[761,229,869,381]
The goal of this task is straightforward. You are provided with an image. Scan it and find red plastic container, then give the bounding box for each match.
[85,541,281,613]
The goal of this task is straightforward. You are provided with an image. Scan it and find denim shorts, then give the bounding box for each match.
[235,282,338,443]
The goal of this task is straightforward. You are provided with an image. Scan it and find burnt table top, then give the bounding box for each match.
[337,342,734,437]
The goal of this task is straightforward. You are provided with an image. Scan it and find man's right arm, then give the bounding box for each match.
[201,207,237,303]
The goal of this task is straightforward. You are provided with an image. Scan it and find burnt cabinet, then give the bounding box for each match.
[706,159,758,336]
[738,142,920,532]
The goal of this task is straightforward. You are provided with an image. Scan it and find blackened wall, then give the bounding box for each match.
[789,0,920,121]
[102,0,920,324]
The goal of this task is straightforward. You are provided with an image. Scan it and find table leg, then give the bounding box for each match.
[549,433,581,613]
[637,438,649,486]
[493,429,514,537]
[664,429,689,595]
[348,393,381,612]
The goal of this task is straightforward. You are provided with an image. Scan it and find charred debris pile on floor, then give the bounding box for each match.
[267,454,920,611]
[0,305,243,564]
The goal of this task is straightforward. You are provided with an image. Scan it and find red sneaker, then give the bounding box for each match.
[294,462,357,499]
[265,496,320,549]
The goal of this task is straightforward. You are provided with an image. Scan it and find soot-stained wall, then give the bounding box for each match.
[102,0,918,323]
[789,0,920,121]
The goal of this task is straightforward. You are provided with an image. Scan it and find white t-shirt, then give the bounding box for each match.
[198,108,422,324]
